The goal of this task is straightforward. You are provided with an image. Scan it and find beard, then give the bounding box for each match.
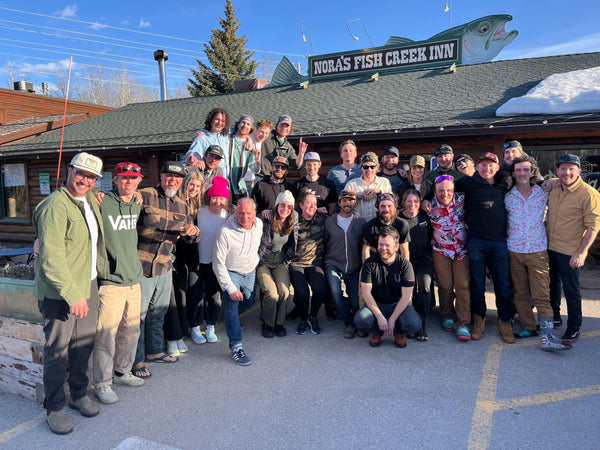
[164,188,178,198]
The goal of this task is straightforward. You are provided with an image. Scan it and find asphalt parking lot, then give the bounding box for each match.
[1,269,599,449]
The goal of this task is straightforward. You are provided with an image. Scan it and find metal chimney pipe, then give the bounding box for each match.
[153,50,169,101]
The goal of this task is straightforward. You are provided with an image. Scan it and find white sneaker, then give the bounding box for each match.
[177,339,188,353]
[205,327,218,343]
[167,340,181,356]
[113,371,145,387]
[95,385,118,404]
[191,326,207,344]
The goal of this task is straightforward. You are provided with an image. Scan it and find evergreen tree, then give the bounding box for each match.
[188,0,258,96]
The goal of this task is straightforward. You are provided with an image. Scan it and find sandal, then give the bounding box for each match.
[132,365,151,378]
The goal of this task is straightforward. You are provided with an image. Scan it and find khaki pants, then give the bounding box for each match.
[256,264,290,327]
[94,284,141,387]
[433,251,471,326]
[509,251,553,330]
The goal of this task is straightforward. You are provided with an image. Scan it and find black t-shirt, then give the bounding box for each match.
[399,210,432,260]
[378,171,405,194]
[361,253,415,304]
[362,217,411,249]
[293,177,338,211]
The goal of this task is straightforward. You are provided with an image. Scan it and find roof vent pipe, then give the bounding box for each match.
[153,50,169,101]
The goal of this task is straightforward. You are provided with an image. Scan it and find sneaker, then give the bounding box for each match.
[113,371,145,387]
[498,320,516,344]
[191,326,207,344]
[177,339,188,352]
[296,320,309,335]
[369,333,382,347]
[46,410,74,435]
[541,334,572,351]
[231,348,251,366]
[262,322,275,338]
[308,316,321,335]
[275,324,287,337]
[553,316,563,327]
[416,328,428,341]
[95,385,118,404]
[69,395,100,417]
[357,330,368,338]
[394,333,407,348]
[343,326,356,339]
[205,326,218,343]
[167,340,180,357]
[441,318,455,332]
[514,329,539,339]
[456,325,471,341]
[561,329,580,342]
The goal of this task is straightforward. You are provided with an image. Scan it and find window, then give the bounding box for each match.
[1,164,28,220]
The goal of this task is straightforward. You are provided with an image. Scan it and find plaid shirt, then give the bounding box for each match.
[137,185,198,277]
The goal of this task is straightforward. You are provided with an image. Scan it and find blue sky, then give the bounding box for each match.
[0,0,598,100]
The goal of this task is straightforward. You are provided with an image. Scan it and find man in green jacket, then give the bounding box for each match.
[33,152,108,435]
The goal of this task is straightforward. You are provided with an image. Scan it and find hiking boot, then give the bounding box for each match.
[456,325,471,341]
[441,318,455,332]
[296,320,309,335]
[69,395,100,417]
[166,340,180,357]
[95,386,118,405]
[498,320,516,344]
[471,315,485,340]
[308,316,321,335]
[231,348,251,366]
[205,326,218,343]
[275,324,287,337]
[514,329,539,339]
[394,333,407,348]
[262,322,275,339]
[561,329,580,342]
[191,326,207,344]
[113,371,145,387]
[369,333,382,347]
[46,410,74,435]
[343,326,357,339]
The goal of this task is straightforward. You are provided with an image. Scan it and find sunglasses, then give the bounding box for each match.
[117,165,141,173]
[503,141,520,149]
[362,165,377,170]
[435,175,454,183]
[272,164,288,170]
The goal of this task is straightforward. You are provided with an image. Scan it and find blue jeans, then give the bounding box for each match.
[223,270,256,350]
[354,303,421,335]
[136,270,172,365]
[325,266,359,327]
[467,236,515,322]
[548,250,582,331]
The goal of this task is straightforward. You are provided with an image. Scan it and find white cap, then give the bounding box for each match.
[70,152,103,177]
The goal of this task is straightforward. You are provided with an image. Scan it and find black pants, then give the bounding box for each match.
[39,280,99,412]
[290,265,326,321]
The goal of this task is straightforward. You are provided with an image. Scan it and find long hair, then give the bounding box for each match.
[203,108,231,136]
[178,171,203,217]
[271,205,295,235]
[401,188,422,207]
[510,155,540,186]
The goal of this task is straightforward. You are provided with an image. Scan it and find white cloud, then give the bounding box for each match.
[91,21,108,30]
[55,4,78,19]
[500,33,600,60]
[139,19,151,29]
[2,59,75,76]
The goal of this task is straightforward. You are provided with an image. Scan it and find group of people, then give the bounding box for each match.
[33,104,600,435]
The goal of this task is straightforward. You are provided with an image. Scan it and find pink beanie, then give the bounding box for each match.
[207,176,230,199]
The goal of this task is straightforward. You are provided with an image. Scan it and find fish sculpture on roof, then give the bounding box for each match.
[386,14,518,65]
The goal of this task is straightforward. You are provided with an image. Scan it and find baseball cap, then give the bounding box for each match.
[455,154,473,165]
[304,152,321,162]
[339,190,356,201]
[383,146,400,157]
[272,156,289,167]
[206,145,224,158]
[434,144,453,156]
[409,155,426,168]
[160,161,186,176]
[277,115,292,126]
[114,162,143,177]
[556,154,581,168]
[70,152,103,177]
[479,152,499,164]
[361,152,379,165]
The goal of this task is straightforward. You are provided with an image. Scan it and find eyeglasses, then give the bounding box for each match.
[272,164,288,170]
[116,165,141,173]
[73,170,98,182]
[435,175,454,183]
[362,165,377,170]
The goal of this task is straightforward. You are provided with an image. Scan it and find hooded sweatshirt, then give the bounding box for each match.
[212,214,263,295]
[99,189,143,286]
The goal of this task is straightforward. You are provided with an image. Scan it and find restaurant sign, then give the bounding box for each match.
[309,38,461,81]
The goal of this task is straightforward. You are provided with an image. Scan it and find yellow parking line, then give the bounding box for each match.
[467,331,599,450]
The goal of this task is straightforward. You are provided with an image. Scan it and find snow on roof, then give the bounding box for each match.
[496,66,600,117]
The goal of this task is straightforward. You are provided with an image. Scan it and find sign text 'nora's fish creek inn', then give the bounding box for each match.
[309,38,461,80]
